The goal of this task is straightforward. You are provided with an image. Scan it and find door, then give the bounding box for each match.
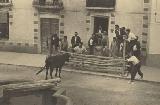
[94,16,109,34]
[40,18,59,54]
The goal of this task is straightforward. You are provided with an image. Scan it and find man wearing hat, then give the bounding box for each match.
[71,32,81,48]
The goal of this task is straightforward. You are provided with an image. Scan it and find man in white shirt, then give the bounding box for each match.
[126,29,136,42]
[126,29,137,55]
[127,55,143,84]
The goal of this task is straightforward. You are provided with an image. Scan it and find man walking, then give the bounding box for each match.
[127,36,143,83]
[127,55,143,84]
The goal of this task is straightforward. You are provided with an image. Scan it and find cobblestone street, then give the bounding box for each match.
[0,64,160,105]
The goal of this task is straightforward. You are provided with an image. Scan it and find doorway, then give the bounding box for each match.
[40,18,59,54]
[94,16,109,34]
[0,12,9,39]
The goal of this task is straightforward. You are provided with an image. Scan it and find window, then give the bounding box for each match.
[144,0,149,3]
[86,0,116,8]
[0,0,9,3]
[0,12,9,40]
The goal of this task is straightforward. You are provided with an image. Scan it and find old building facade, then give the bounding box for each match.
[146,0,160,67]
[0,0,159,67]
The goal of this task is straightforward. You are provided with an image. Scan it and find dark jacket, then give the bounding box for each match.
[115,29,123,43]
[71,36,81,48]
[115,29,120,38]
[131,40,141,60]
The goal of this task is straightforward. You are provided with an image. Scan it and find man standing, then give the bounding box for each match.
[61,36,68,52]
[101,31,109,56]
[126,29,137,42]
[115,25,121,53]
[51,34,60,55]
[88,34,96,55]
[131,36,141,60]
[71,32,81,48]
[110,37,118,57]
[102,31,109,48]
[126,29,137,54]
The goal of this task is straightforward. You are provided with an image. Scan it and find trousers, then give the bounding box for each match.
[130,63,143,81]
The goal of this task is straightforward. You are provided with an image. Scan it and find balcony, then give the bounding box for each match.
[0,0,13,8]
[86,0,116,10]
[32,0,64,11]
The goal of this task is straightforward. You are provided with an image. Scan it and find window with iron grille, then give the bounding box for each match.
[86,0,116,8]
[0,0,9,3]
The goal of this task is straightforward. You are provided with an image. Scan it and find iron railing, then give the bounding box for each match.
[32,0,64,10]
[86,0,116,9]
[0,0,12,7]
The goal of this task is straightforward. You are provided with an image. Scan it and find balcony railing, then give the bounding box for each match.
[86,0,115,10]
[0,0,13,8]
[32,0,64,10]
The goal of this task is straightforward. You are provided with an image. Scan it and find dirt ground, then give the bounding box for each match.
[0,64,160,105]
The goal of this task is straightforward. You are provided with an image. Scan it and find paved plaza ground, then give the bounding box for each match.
[0,51,160,83]
[0,64,160,105]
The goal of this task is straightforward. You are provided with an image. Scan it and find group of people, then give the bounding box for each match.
[69,25,143,84]
[88,31,109,55]
[46,32,86,55]
[47,25,141,58]
[87,25,139,58]
[114,25,143,84]
[47,24,143,84]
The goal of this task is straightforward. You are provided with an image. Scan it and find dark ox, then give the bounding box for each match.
[36,53,70,80]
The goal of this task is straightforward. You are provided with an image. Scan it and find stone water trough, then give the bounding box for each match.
[0,79,73,105]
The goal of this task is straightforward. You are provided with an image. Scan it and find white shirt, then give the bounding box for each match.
[128,32,136,42]
[127,56,140,65]
[89,39,93,46]
[75,36,77,43]
[133,45,138,51]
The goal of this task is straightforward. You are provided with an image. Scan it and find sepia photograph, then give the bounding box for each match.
[0,0,160,105]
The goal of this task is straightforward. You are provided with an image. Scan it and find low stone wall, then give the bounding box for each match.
[0,79,73,105]
[53,88,73,105]
[0,41,38,54]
